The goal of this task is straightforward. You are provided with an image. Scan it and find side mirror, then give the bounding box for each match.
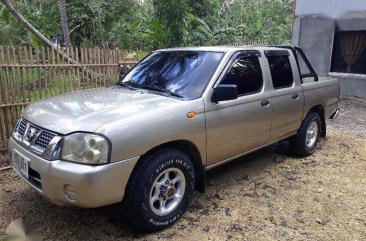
[119,63,131,79]
[119,68,128,79]
[212,84,238,103]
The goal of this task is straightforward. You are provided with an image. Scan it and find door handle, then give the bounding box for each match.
[292,94,299,100]
[261,100,270,107]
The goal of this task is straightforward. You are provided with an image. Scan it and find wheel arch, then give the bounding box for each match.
[137,140,206,193]
[307,105,326,137]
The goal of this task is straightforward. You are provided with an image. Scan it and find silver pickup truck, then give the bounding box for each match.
[9,45,339,232]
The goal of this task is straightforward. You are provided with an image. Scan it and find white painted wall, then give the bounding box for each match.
[295,0,366,18]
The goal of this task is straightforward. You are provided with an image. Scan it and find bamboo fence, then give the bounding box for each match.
[0,46,143,152]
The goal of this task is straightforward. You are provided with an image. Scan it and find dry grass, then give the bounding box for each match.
[0,97,365,241]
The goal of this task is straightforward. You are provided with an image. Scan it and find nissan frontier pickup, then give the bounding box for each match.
[10,45,340,232]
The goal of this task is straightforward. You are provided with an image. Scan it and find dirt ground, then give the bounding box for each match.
[0,154,10,169]
[0,97,365,241]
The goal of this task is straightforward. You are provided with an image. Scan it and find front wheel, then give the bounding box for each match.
[289,111,322,156]
[124,148,195,232]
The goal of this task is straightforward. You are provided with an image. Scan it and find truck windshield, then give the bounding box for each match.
[118,51,224,99]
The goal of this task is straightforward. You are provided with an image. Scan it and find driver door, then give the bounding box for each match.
[205,51,272,166]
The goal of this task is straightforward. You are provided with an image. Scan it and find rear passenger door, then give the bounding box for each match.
[265,50,304,140]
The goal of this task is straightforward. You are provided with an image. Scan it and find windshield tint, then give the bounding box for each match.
[119,51,224,99]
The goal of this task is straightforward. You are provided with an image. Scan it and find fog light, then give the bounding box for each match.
[65,185,78,201]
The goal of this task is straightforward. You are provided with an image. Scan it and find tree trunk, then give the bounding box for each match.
[1,0,96,79]
[219,0,232,17]
[57,0,71,47]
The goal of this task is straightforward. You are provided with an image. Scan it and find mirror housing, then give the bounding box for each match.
[119,68,128,79]
[212,84,238,103]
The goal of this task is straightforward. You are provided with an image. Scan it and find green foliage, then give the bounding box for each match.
[0,2,28,45]
[0,0,293,49]
[214,0,293,45]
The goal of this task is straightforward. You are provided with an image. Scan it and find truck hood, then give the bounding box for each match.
[22,87,180,134]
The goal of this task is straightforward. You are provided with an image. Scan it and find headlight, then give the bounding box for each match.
[61,133,110,165]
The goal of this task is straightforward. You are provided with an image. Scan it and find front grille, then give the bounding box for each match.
[18,119,27,135]
[35,131,57,149]
[14,118,59,154]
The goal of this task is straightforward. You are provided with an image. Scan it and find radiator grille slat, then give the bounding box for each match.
[35,131,56,149]
[14,118,58,153]
[18,119,27,135]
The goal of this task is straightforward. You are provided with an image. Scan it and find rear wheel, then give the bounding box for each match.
[290,111,322,156]
[124,148,195,233]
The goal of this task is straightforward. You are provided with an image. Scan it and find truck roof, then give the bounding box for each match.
[157,45,294,53]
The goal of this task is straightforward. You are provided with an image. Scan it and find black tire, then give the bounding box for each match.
[124,148,195,233]
[289,111,322,156]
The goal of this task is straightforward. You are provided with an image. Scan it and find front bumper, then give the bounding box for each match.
[9,137,139,208]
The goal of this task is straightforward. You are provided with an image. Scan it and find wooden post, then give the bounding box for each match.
[0,46,11,146]
[0,47,7,150]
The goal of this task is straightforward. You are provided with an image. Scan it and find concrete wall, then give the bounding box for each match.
[295,0,366,18]
[293,0,366,98]
[329,73,366,97]
[294,16,335,77]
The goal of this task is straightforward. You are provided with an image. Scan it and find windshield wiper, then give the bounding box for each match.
[140,84,184,98]
[116,82,136,90]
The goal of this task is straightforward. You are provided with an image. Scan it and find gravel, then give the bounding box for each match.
[0,157,10,171]
[1,97,365,241]
[327,97,366,132]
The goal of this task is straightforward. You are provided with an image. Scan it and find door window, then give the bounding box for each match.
[267,55,294,89]
[221,56,263,96]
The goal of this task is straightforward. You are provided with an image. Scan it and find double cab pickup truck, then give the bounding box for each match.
[10,45,340,232]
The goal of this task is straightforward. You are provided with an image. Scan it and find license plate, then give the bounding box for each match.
[12,150,29,179]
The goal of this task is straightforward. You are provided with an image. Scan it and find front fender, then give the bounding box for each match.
[95,98,207,165]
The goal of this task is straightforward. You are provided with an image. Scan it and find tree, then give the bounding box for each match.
[0,0,55,49]
[0,0,293,49]
[0,0,100,81]
[57,0,71,47]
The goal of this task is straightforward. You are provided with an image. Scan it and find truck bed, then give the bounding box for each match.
[302,76,339,119]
